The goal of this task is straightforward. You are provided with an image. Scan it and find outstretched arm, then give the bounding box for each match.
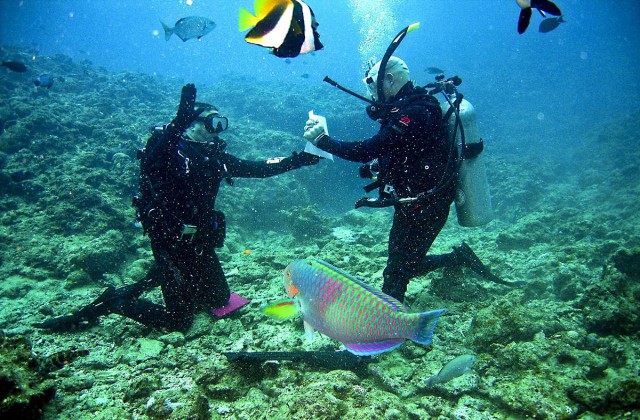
[223,151,319,178]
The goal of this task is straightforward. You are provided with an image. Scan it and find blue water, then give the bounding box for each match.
[2,1,638,144]
[1,0,639,208]
[2,0,639,215]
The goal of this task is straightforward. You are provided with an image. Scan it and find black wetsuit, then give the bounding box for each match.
[118,126,315,331]
[316,82,459,301]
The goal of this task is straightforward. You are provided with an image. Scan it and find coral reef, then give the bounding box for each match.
[0,46,639,418]
[0,332,55,419]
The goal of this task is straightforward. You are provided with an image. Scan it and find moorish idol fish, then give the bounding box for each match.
[239,0,323,58]
[516,0,562,34]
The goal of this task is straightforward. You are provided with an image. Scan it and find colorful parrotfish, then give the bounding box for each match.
[263,259,445,356]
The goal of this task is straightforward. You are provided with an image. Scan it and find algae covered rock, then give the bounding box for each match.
[68,229,127,279]
[612,248,640,278]
[0,332,55,419]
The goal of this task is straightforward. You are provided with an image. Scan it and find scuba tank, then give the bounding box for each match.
[441,97,493,227]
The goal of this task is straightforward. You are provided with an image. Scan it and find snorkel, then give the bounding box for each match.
[323,22,421,111]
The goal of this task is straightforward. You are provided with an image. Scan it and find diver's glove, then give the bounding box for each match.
[169,83,204,135]
[289,151,320,168]
[303,114,329,145]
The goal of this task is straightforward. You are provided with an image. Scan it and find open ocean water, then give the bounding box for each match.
[1,1,639,418]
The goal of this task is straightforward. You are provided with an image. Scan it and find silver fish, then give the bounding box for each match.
[161,16,216,42]
[426,354,475,386]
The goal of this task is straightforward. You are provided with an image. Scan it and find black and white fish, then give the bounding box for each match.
[2,61,27,73]
[239,0,323,58]
[161,16,216,42]
[516,0,562,34]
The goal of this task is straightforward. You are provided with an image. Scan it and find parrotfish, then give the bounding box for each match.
[263,259,445,356]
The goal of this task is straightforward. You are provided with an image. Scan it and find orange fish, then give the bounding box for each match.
[243,249,252,255]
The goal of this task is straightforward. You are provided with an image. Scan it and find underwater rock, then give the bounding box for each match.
[568,378,640,414]
[123,376,159,402]
[470,295,559,349]
[279,204,332,242]
[575,268,640,336]
[552,271,580,301]
[430,267,489,302]
[495,231,535,251]
[118,338,165,364]
[68,229,127,280]
[612,248,640,278]
[0,332,56,418]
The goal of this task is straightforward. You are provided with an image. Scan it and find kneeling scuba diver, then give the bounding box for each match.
[305,23,523,300]
[37,83,320,332]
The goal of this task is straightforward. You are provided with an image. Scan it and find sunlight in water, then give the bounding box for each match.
[348,0,400,75]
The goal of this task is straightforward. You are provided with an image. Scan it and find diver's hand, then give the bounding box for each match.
[303,114,328,145]
[290,151,320,168]
[172,84,203,133]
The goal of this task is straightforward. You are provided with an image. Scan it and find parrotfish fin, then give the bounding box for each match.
[262,298,299,320]
[412,308,445,345]
[303,320,315,341]
[314,259,407,312]
[343,339,404,356]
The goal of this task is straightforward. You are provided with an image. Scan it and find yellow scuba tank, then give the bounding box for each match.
[441,97,493,227]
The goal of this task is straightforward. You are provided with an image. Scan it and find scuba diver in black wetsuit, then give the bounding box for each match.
[38,84,319,332]
[304,25,510,303]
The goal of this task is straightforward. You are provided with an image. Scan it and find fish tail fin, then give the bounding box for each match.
[262,299,299,320]
[411,308,445,345]
[425,376,436,387]
[160,21,173,41]
[238,8,258,32]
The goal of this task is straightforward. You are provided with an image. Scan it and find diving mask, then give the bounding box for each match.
[196,112,228,134]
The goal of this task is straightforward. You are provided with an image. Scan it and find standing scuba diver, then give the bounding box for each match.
[38,84,319,332]
[303,24,511,302]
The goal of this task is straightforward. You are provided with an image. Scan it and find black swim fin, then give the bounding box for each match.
[454,242,525,287]
[223,351,374,376]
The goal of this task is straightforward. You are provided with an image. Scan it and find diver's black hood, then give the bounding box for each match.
[366,82,435,122]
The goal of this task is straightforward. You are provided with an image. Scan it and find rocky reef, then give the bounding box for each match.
[1,46,639,418]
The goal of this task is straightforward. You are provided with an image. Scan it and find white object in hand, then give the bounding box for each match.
[304,110,333,160]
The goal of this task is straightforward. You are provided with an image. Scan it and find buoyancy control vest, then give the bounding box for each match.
[133,125,229,241]
[373,86,455,200]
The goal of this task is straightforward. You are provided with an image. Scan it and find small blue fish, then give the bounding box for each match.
[539,16,565,33]
[34,74,54,89]
[161,16,216,42]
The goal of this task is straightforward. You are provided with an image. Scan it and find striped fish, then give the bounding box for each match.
[263,259,445,356]
[238,0,323,58]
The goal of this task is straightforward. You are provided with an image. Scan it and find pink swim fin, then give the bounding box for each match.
[211,293,251,318]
